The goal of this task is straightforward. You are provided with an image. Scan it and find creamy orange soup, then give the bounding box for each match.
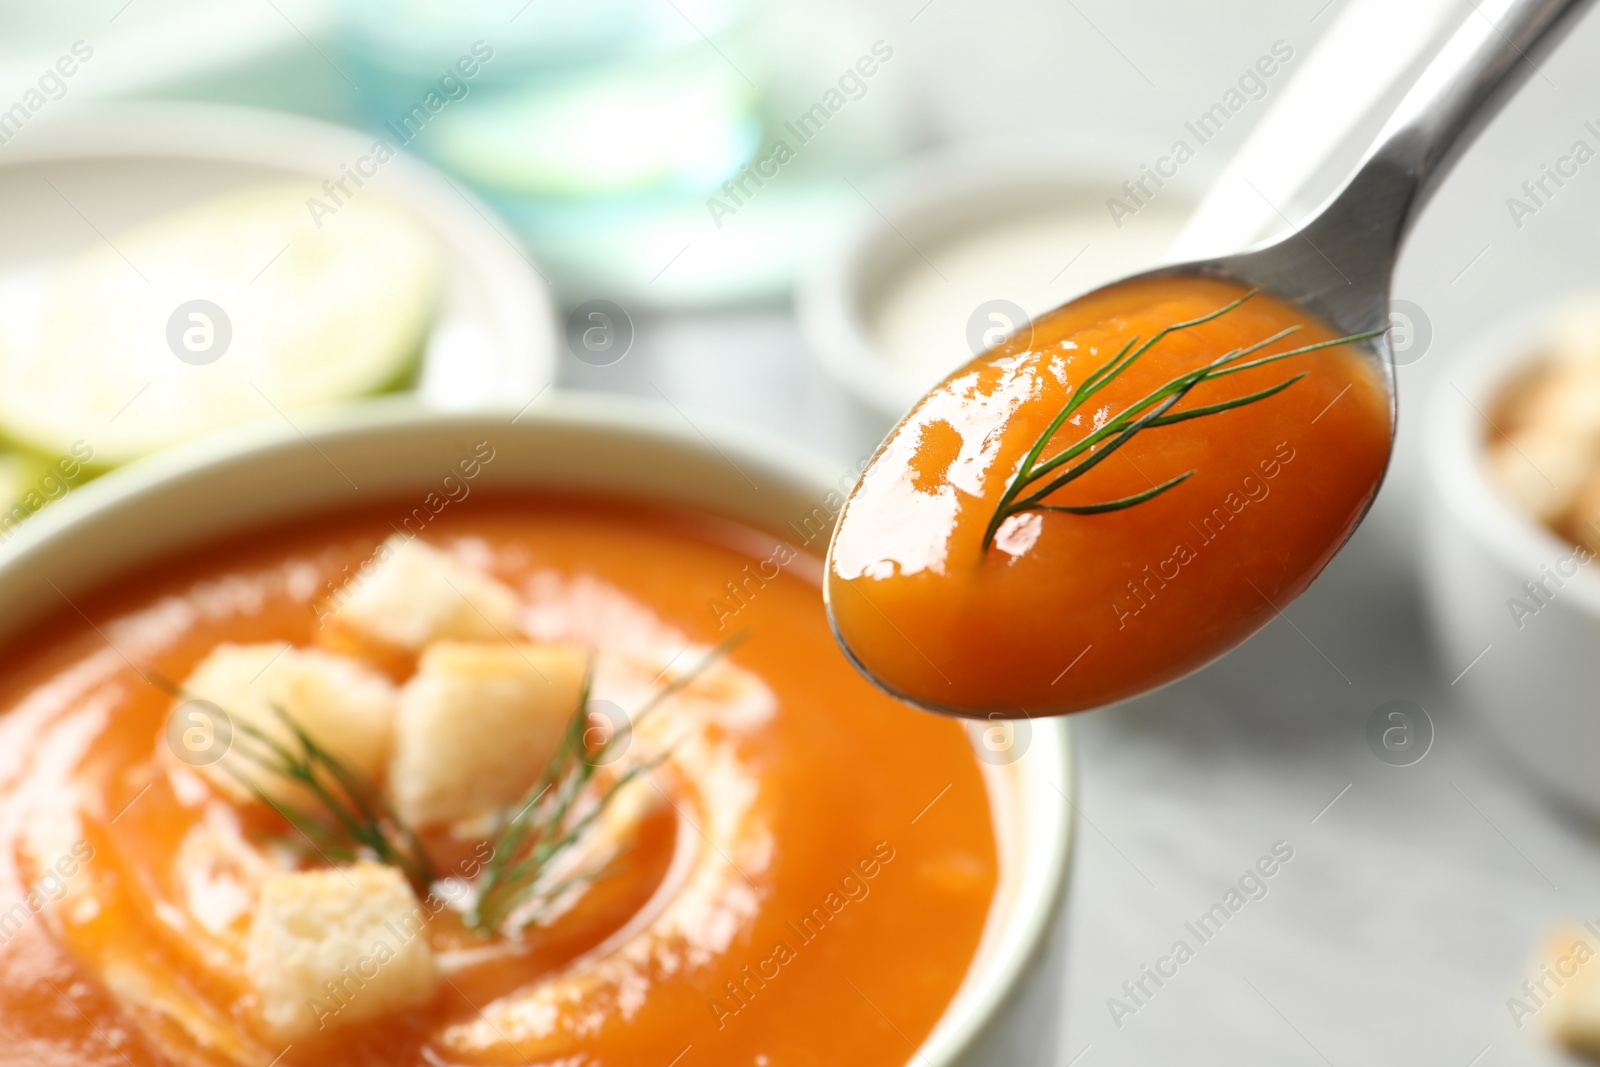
[0,496,996,1065]
[828,276,1392,715]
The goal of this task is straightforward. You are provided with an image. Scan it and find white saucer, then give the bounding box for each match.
[0,100,558,416]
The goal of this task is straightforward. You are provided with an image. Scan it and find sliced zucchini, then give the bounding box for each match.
[0,182,440,466]
[0,452,42,543]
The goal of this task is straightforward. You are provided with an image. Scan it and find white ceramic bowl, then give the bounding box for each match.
[0,393,1073,1065]
[1423,300,1600,816]
[0,100,558,410]
[797,145,1195,418]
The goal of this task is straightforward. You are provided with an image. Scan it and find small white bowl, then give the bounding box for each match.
[0,100,558,411]
[1424,300,1600,816]
[0,394,1073,1064]
[797,145,1196,418]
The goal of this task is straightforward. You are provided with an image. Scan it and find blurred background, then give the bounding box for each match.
[7,0,1600,1062]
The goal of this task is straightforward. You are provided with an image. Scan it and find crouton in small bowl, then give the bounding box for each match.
[0,394,1072,1066]
[1424,298,1600,815]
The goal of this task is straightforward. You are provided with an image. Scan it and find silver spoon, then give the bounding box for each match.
[1171,0,1589,411]
[826,0,1593,716]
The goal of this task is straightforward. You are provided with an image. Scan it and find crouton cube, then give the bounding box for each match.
[174,643,396,805]
[1485,345,1600,526]
[327,536,523,656]
[1543,927,1600,1055]
[1566,474,1600,552]
[245,863,437,1039]
[389,642,586,827]
[1485,431,1596,523]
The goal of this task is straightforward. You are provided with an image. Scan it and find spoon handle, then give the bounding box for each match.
[1301,0,1592,300]
[1382,0,1589,220]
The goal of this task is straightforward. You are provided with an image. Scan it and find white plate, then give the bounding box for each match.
[0,100,558,420]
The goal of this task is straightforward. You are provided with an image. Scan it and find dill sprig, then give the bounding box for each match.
[467,631,751,935]
[981,291,1382,550]
[226,706,437,894]
[151,672,435,894]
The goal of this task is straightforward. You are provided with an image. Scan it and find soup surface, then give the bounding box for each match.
[828,275,1393,715]
[0,496,996,1065]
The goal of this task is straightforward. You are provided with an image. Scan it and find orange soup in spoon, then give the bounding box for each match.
[825,275,1392,716]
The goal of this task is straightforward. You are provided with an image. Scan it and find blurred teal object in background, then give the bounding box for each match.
[330,0,780,304]
[427,53,758,199]
[332,0,760,201]
[328,0,916,307]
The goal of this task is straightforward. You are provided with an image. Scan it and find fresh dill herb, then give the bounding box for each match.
[151,671,435,894]
[466,631,752,935]
[228,705,436,893]
[982,290,1382,550]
